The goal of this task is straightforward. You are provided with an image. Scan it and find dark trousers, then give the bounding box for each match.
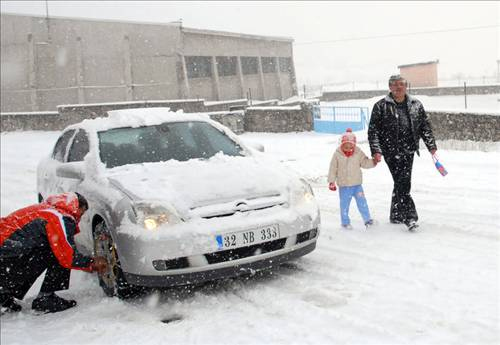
[0,247,70,300]
[384,152,418,224]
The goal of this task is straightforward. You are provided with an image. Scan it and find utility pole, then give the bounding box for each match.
[464,82,467,109]
[497,60,500,83]
[45,0,51,42]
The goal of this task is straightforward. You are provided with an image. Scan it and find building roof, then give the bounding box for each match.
[398,60,440,68]
[1,12,293,43]
[181,27,293,42]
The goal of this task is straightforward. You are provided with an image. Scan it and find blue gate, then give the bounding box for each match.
[313,105,370,134]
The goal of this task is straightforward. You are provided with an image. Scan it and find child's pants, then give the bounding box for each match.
[339,185,371,225]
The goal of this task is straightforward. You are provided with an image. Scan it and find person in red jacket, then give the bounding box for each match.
[0,192,107,314]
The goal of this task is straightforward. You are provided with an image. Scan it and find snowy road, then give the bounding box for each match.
[1,131,499,345]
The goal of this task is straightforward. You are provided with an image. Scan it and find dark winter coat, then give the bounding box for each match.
[0,193,93,271]
[368,94,437,157]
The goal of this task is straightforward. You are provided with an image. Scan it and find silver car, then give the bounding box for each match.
[37,108,321,298]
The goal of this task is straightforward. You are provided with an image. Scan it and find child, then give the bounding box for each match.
[328,128,377,229]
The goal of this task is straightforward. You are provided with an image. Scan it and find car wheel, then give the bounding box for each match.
[93,221,143,299]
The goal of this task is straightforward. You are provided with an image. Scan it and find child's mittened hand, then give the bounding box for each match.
[329,182,337,191]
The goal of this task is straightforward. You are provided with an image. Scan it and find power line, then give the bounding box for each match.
[295,24,500,46]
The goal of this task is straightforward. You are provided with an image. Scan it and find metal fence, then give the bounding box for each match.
[313,105,370,134]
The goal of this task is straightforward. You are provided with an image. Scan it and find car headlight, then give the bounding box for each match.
[133,202,181,230]
[291,179,316,205]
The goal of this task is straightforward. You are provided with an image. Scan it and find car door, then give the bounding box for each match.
[37,129,76,200]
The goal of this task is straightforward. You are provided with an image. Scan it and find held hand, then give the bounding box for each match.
[430,149,437,156]
[329,182,337,192]
[90,256,108,274]
[373,153,382,163]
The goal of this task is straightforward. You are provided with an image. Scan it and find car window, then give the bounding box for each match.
[67,129,90,162]
[52,129,76,162]
[192,124,241,158]
[98,121,244,168]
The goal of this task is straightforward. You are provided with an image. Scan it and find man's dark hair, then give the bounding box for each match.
[75,192,88,211]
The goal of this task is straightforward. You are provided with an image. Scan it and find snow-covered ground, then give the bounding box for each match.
[1,125,499,344]
[322,94,500,116]
[321,80,499,93]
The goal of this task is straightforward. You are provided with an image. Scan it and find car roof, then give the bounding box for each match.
[66,107,211,133]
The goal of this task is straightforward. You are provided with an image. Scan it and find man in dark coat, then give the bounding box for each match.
[368,75,437,231]
[0,192,107,314]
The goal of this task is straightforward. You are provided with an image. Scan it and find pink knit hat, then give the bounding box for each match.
[341,128,356,147]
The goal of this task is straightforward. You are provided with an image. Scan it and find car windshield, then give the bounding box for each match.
[98,121,244,168]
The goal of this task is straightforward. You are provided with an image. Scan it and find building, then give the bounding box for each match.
[398,60,439,88]
[0,13,298,112]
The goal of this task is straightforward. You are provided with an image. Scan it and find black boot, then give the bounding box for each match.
[32,293,77,313]
[0,295,22,313]
[406,220,419,232]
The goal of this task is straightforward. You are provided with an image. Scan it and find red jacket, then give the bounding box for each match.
[0,193,93,271]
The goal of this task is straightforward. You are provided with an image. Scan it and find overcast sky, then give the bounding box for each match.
[1,1,499,87]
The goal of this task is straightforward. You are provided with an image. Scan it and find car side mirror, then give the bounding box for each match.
[243,141,265,152]
[56,162,85,180]
[251,143,265,152]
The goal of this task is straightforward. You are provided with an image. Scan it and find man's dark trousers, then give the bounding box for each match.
[0,247,70,300]
[384,152,418,224]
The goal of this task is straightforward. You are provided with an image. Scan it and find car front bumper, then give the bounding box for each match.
[113,207,320,287]
[123,240,316,287]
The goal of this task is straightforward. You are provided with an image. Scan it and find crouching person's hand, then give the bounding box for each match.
[90,256,108,274]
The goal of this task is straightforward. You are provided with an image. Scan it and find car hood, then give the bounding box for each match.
[105,154,295,218]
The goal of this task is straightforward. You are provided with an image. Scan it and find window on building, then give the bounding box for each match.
[216,56,237,77]
[279,57,292,73]
[185,56,212,78]
[241,56,258,75]
[261,57,276,73]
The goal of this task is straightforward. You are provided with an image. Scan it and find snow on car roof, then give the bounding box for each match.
[70,107,212,132]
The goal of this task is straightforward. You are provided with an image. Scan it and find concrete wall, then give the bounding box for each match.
[263,73,281,100]
[280,72,293,100]
[188,78,216,101]
[0,108,245,135]
[244,105,313,132]
[0,112,62,131]
[428,112,500,142]
[218,75,242,100]
[207,112,245,134]
[180,29,297,102]
[245,75,264,100]
[409,85,500,96]
[1,14,182,112]
[0,100,204,131]
[1,14,298,112]
[1,101,313,133]
[2,103,499,142]
[321,85,500,101]
[203,100,249,112]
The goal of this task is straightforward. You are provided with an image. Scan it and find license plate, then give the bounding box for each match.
[216,224,280,250]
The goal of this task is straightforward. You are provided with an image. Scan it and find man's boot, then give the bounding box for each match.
[0,295,22,313]
[32,293,77,313]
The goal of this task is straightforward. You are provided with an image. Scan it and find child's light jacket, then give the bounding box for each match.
[328,146,375,187]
